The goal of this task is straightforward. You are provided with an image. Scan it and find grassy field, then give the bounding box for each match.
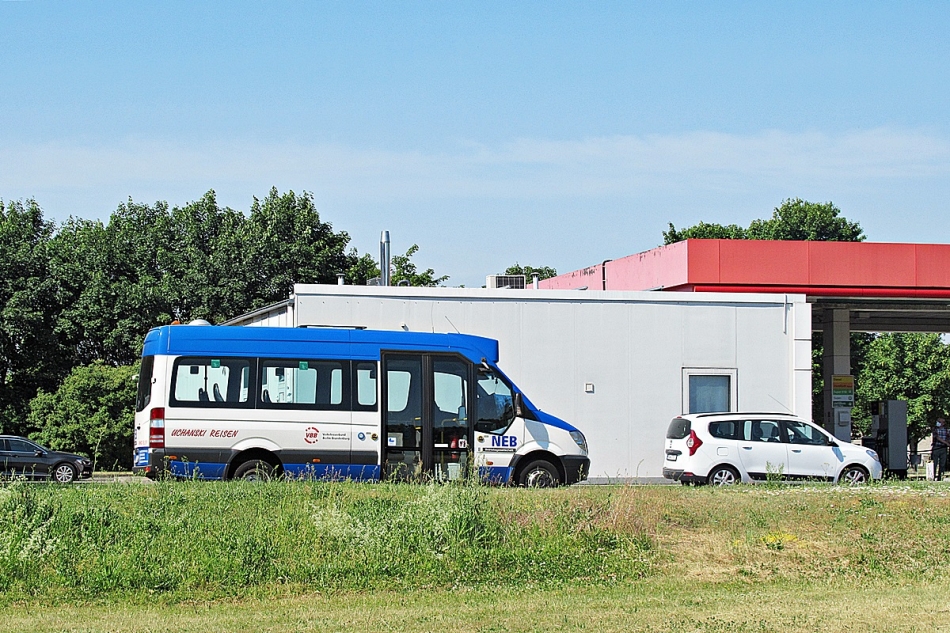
[2,479,950,631]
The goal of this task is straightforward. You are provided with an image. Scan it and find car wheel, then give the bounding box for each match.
[838,465,869,486]
[233,459,277,481]
[517,459,561,488]
[707,465,739,486]
[53,463,77,484]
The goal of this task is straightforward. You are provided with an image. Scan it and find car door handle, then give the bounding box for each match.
[741,446,752,450]
[791,449,802,453]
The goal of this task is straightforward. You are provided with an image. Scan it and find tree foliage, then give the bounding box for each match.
[28,361,138,470]
[392,244,449,287]
[0,200,68,434]
[504,264,557,281]
[664,198,865,245]
[351,244,449,287]
[853,333,950,447]
[48,189,369,368]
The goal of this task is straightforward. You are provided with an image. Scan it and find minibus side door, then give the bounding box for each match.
[381,353,474,482]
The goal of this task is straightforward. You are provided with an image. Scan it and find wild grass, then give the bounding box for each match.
[0,478,651,601]
[1,478,949,610]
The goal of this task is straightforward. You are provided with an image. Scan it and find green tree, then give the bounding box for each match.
[504,264,557,281]
[159,191,253,324]
[662,221,748,243]
[341,245,448,287]
[664,198,865,245]
[51,201,176,366]
[28,361,138,470]
[392,245,449,286]
[0,200,69,434]
[50,189,371,366]
[245,188,357,302]
[853,333,950,449]
[747,199,865,241]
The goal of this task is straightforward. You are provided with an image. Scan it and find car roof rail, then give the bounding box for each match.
[693,411,800,418]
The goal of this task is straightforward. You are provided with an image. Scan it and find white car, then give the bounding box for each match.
[662,412,883,485]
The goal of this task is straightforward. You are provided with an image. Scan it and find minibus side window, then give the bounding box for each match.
[354,362,378,410]
[259,359,347,410]
[475,369,515,434]
[170,358,251,407]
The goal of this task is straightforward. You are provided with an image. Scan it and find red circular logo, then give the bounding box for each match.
[304,426,320,444]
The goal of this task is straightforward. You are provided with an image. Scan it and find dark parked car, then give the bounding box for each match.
[0,436,93,483]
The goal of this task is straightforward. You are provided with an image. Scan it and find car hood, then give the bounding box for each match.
[48,451,90,462]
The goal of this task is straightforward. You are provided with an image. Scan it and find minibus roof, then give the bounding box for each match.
[141,325,500,365]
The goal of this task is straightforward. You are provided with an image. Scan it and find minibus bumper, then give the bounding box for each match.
[563,455,590,485]
[134,449,168,480]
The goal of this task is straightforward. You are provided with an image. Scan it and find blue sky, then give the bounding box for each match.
[2,1,949,286]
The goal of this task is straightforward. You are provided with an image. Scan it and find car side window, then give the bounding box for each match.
[708,420,738,440]
[784,420,828,445]
[8,439,33,453]
[743,420,782,443]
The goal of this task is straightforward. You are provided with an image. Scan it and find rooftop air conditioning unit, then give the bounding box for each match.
[486,274,526,289]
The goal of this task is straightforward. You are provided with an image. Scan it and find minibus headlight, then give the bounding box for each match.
[570,430,588,454]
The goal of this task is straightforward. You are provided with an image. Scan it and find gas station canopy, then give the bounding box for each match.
[541,239,950,333]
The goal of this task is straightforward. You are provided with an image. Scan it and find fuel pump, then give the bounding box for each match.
[868,400,908,479]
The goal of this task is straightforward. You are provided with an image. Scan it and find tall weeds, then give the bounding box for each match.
[0,479,652,600]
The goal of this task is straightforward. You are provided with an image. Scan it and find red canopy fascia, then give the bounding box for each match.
[540,240,950,299]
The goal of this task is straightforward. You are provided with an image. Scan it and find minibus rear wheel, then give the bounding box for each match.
[517,459,561,488]
[233,459,277,481]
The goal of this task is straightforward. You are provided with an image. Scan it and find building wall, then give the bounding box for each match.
[231,285,811,482]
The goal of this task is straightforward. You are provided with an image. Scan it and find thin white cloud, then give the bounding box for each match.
[1,128,948,209]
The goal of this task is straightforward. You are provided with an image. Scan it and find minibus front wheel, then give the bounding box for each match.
[233,459,278,481]
[517,459,561,488]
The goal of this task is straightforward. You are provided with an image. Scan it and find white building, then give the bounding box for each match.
[228,285,812,482]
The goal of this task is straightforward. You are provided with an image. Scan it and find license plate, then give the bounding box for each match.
[666,454,677,462]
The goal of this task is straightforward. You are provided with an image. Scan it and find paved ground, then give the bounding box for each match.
[87,472,149,484]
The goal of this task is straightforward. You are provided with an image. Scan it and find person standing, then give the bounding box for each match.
[933,418,950,481]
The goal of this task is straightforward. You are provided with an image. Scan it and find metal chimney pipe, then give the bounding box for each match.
[380,231,391,287]
[532,273,540,289]
[337,273,345,286]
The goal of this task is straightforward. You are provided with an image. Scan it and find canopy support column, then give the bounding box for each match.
[822,308,852,441]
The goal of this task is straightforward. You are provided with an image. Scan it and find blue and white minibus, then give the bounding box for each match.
[133,323,590,486]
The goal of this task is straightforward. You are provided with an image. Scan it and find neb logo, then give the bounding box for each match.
[491,435,517,448]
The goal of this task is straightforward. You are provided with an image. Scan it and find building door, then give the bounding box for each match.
[382,353,472,481]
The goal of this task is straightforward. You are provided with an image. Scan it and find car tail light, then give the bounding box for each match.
[686,430,703,456]
[149,408,165,449]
